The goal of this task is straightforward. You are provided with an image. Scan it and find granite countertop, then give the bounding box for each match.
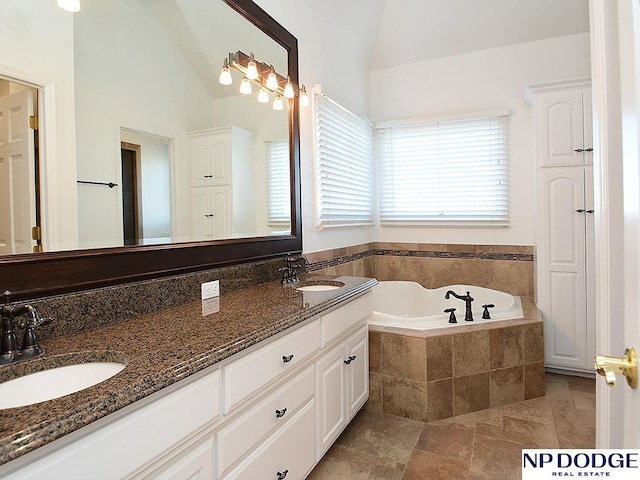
[0,274,377,466]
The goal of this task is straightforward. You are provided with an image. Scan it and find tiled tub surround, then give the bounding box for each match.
[0,274,376,466]
[367,298,544,422]
[305,243,534,297]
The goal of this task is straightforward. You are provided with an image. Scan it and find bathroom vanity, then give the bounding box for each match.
[0,275,376,479]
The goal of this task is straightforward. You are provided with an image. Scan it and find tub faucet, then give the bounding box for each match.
[1,291,53,366]
[445,290,474,321]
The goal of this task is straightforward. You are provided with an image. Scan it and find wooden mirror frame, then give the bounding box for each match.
[0,0,302,301]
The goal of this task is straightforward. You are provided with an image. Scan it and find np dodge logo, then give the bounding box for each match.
[522,450,640,479]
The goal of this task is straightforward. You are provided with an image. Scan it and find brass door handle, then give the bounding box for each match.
[594,346,637,389]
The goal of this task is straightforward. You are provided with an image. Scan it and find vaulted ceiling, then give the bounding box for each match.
[301,0,590,70]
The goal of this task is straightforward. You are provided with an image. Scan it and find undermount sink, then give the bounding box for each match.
[0,357,127,410]
[296,280,345,292]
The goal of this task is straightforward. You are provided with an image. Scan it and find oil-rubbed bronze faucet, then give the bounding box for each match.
[445,290,475,321]
[1,291,53,366]
[280,255,308,284]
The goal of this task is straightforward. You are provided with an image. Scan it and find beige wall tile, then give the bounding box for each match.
[369,331,382,373]
[489,325,523,369]
[490,366,525,407]
[381,375,429,422]
[453,330,490,377]
[492,260,534,297]
[427,335,453,380]
[427,378,454,421]
[524,362,546,399]
[381,334,427,381]
[453,372,490,416]
[366,372,384,413]
[523,322,544,363]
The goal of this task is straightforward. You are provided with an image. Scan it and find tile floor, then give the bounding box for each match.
[308,373,595,480]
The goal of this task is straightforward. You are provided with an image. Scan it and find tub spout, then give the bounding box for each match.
[445,290,474,321]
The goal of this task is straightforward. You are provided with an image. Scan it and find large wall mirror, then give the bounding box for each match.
[0,0,302,300]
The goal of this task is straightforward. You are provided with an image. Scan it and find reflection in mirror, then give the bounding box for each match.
[1,0,292,254]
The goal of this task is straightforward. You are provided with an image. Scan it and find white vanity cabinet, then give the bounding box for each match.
[0,291,373,480]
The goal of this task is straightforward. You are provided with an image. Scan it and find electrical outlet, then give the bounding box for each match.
[201,280,220,300]
[202,297,220,316]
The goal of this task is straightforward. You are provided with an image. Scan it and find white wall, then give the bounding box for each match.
[254,0,377,254]
[371,33,591,246]
[74,0,217,249]
[0,0,78,251]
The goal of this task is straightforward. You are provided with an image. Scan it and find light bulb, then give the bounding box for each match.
[58,0,81,12]
[219,59,232,85]
[266,67,279,90]
[299,85,309,107]
[258,86,270,103]
[246,53,259,80]
[240,77,252,94]
[283,77,294,99]
[273,94,284,111]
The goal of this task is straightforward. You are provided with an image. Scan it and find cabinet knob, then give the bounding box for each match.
[204,175,213,178]
[282,354,294,363]
[586,209,595,214]
[575,209,585,213]
[275,408,287,418]
[277,470,289,480]
[204,214,214,217]
[344,355,357,365]
[574,148,584,152]
[585,148,593,152]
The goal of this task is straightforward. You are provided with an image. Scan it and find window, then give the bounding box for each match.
[313,88,375,229]
[377,111,509,226]
[265,139,291,225]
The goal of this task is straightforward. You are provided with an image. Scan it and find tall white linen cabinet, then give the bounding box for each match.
[527,79,595,374]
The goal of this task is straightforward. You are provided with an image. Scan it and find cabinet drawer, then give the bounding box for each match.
[223,319,321,412]
[216,365,314,478]
[322,292,372,346]
[223,399,316,480]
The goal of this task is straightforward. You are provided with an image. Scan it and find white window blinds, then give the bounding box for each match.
[313,89,375,229]
[377,112,509,226]
[266,139,291,225]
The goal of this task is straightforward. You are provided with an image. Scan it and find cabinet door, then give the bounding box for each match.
[190,134,230,187]
[537,90,587,167]
[315,343,347,459]
[148,440,214,480]
[191,186,231,240]
[582,89,594,165]
[345,326,369,420]
[541,167,589,369]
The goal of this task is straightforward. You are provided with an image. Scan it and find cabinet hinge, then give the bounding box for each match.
[29,115,39,130]
[31,226,41,241]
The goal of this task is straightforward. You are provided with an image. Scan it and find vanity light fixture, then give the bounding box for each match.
[219,50,308,108]
[246,53,259,80]
[218,58,233,85]
[266,67,279,91]
[283,77,295,99]
[273,94,284,111]
[57,0,81,12]
[239,76,252,94]
[299,85,310,107]
[258,85,270,103]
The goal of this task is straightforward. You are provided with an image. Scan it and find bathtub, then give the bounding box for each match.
[369,281,523,330]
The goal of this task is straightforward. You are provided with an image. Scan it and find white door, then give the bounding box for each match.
[592,0,640,447]
[618,0,640,446]
[0,88,36,254]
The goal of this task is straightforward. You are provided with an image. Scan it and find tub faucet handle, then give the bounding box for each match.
[481,304,495,319]
[444,308,457,323]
